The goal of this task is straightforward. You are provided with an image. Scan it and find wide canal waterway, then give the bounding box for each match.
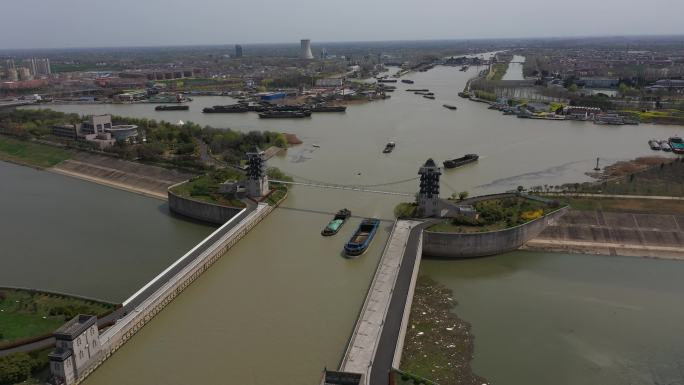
[13,60,684,384]
[0,161,213,302]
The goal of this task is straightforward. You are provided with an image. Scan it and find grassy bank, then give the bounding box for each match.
[400,276,486,385]
[0,348,51,385]
[0,289,115,348]
[0,136,72,168]
[170,168,246,207]
[572,158,684,197]
[620,109,684,125]
[487,62,509,81]
[565,197,684,215]
[428,197,552,233]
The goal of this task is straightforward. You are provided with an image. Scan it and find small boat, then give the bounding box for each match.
[344,218,381,257]
[406,89,429,92]
[443,154,479,169]
[648,139,662,150]
[321,209,352,236]
[312,144,320,148]
[383,142,396,154]
[458,91,470,98]
[443,104,457,110]
[401,79,415,84]
[155,105,189,111]
[660,140,672,152]
[669,136,684,154]
[377,79,398,83]
[423,95,435,100]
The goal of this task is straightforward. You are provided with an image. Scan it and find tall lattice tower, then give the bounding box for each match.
[246,147,269,197]
[418,158,441,217]
[300,39,314,60]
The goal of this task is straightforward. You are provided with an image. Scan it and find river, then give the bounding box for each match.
[11,61,684,385]
[502,55,525,81]
[421,252,684,385]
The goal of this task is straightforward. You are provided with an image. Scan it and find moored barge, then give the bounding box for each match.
[258,110,311,119]
[155,105,189,111]
[669,136,684,154]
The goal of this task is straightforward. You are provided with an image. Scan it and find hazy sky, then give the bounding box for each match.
[2,0,684,49]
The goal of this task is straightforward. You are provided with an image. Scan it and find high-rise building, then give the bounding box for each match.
[23,58,37,76]
[17,67,33,81]
[234,44,243,58]
[6,68,18,81]
[35,58,51,75]
[300,39,314,60]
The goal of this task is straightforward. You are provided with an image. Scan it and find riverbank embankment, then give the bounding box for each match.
[50,153,196,200]
[526,209,684,260]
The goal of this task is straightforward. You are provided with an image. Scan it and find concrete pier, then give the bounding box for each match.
[338,220,423,385]
[59,203,273,385]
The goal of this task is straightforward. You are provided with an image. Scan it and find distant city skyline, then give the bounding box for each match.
[1,0,684,49]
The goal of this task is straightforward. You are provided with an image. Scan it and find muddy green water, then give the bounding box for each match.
[0,161,214,302]
[421,253,684,385]
[10,58,684,385]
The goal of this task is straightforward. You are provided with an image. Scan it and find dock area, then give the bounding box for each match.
[336,220,424,385]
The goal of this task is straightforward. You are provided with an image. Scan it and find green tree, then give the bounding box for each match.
[458,191,469,201]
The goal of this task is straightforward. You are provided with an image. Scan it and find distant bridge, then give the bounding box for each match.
[269,180,414,197]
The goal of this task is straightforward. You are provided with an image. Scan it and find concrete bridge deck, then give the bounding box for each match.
[337,220,425,385]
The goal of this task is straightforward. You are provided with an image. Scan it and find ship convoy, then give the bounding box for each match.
[649,136,684,154]
[320,209,381,258]
[201,102,346,118]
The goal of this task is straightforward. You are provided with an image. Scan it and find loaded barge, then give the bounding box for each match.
[259,110,311,119]
[155,105,189,111]
[321,209,351,236]
[443,154,479,169]
[344,218,380,257]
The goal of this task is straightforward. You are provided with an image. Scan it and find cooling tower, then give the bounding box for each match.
[300,39,314,60]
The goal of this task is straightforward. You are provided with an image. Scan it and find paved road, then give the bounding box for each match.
[369,222,429,385]
[542,193,684,201]
[0,200,257,357]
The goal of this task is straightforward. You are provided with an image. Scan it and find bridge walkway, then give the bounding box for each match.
[337,220,425,385]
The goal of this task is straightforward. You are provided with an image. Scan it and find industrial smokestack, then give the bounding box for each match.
[300,39,314,60]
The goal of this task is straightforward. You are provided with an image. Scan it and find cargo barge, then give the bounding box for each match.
[258,110,311,119]
[669,136,684,154]
[443,154,479,169]
[155,105,189,111]
[202,104,249,113]
[321,209,351,236]
[344,218,380,257]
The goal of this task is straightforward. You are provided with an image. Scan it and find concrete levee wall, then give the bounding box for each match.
[71,203,273,385]
[423,207,568,258]
[168,187,243,225]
